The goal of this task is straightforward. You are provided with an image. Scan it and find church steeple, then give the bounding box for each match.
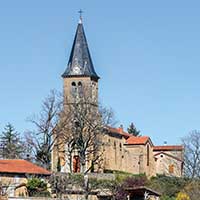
[62,16,99,80]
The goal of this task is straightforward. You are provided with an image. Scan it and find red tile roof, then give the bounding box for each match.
[0,159,51,175]
[153,145,184,151]
[107,126,132,139]
[125,136,150,145]
[107,126,154,145]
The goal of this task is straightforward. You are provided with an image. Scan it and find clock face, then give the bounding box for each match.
[73,65,81,74]
[72,58,81,75]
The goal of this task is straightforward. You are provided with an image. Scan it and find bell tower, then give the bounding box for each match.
[62,15,99,106]
[52,14,100,173]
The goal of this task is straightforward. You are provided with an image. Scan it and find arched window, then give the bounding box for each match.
[71,82,77,97]
[78,82,82,86]
[78,82,83,97]
[73,156,80,173]
[72,82,76,86]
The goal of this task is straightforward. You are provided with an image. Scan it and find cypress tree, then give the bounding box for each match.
[127,123,140,136]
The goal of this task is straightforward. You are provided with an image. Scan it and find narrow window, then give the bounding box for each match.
[78,82,82,86]
[78,82,83,97]
[73,156,80,173]
[114,142,116,149]
[147,145,150,166]
[169,164,174,174]
[71,82,77,97]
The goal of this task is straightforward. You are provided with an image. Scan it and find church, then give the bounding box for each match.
[51,16,184,177]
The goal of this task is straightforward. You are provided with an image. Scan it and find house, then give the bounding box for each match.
[0,159,51,197]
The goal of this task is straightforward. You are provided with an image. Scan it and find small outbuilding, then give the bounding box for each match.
[126,186,161,200]
[0,159,51,197]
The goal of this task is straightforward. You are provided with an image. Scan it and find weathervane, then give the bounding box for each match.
[78,9,83,23]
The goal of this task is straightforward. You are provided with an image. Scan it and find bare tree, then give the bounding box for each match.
[183,180,200,200]
[182,130,200,178]
[26,88,114,174]
[57,89,115,174]
[25,90,70,169]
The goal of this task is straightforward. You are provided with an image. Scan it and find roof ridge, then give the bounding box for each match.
[0,159,51,175]
[154,151,183,162]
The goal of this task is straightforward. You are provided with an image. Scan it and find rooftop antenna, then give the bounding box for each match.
[78,9,83,24]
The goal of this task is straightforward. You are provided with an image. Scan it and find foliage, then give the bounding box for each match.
[0,123,24,159]
[105,170,146,185]
[160,196,176,200]
[27,178,50,197]
[115,172,145,183]
[176,192,190,200]
[104,169,144,183]
[127,122,140,136]
[148,175,188,198]
[89,178,116,190]
[48,173,200,200]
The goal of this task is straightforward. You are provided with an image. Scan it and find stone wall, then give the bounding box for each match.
[102,134,156,177]
[0,174,28,197]
[8,194,101,200]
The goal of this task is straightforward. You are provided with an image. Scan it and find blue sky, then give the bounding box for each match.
[0,0,200,145]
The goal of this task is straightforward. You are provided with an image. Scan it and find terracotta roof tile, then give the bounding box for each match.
[0,159,51,175]
[125,136,150,145]
[153,145,184,151]
[107,126,132,139]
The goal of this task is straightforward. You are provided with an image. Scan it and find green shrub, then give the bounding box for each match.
[89,178,116,189]
[27,178,50,197]
[115,172,146,183]
[161,195,176,200]
[148,175,188,198]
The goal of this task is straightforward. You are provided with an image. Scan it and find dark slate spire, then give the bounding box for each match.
[62,17,99,80]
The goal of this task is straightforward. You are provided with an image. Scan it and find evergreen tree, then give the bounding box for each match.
[0,123,24,159]
[127,122,140,136]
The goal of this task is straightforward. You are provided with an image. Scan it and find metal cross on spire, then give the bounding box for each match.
[78,9,83,24]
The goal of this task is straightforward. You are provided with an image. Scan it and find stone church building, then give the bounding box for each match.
[51,17,184,177]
